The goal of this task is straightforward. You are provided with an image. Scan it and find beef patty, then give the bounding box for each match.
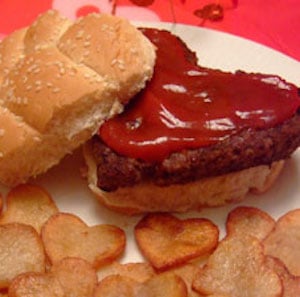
[89,107,300,192]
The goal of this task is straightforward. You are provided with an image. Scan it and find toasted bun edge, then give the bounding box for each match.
[83,141,285,215]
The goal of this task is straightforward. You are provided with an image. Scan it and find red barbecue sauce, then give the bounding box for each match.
[99,29,300,162]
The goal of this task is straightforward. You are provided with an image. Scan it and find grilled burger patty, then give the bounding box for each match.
[90,107,300,192]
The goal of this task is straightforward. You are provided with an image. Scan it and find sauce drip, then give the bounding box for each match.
[100,29,300,162]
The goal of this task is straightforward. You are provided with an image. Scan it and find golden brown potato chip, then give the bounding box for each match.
[226,206,275,240]
[41,212,126,268]
[50,257,98,297]
[8,257,97,297]
[0,223,46,289]
[0,184,58,233]
[8,272,63,297]
[164,264,202,297]
[192,234,282,297]
[94,273,188,297]
[135,213,219,271]
[264,209,300,276]
[265,256,300,297]
[94,275,136,297]
[98,262,155,283]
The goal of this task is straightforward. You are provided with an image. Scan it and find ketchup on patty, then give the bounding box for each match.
[99,29,300,162]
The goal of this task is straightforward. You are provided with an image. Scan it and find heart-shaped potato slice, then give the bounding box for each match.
[41,212,125,268]
[0,184,58,233]
[8,257,97,297]
[135,213,219,271]
[192,234,282,297]
[226,206,275,240]
[164,264,202,297]
[264,209,300,276]
[0,223,45,289]
[265,256,300,297]
[98,262,155,283]
[94,273,188,297]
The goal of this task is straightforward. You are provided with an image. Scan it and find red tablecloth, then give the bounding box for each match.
[0,0,299,61]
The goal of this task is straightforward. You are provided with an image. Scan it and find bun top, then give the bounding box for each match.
[0,10,156,186]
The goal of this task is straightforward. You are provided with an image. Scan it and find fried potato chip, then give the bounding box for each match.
[0,223,46,289]
[135,213,219,271]
[226,206,275,240]
[8,272,63,297]
[192,234,282,297]
[94,273,188,297]
[8,257,97,297]
[50,257,97,297]
[98,262,155,283]
[41,212,126,268]
[264,209,300,276]
[0,184,58,233]
[164,264,202,297]
[265,256,300,297]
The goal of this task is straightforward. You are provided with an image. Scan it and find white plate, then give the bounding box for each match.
[1,23,299,264]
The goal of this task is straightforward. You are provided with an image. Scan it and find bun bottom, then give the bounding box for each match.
[83,144,285,215]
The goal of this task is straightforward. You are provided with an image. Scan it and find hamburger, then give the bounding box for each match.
[83,28,300,214]
[0,11,299,215]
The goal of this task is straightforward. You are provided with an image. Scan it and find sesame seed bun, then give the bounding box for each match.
[0,10,156,186]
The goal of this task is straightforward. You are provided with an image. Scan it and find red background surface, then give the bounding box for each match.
[0,0,299,61]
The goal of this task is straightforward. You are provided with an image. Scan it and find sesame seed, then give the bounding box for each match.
[111,58,125,71]
[26,57,34,65]
[33,67,41,74]
[2,78,10,87]
[84,41,91,47]
[35,86,42,92]
[68,67,77,76]
[101,24,110,31]
[111,59,117,66]
[0,152,3,158]
[130,48,138,54]
[76,30,85,39]
[118,63,125,71]
[34,44,42,51]
[0,129,5,136]
[33,136,41,142]
[83,50,90,57]
[22,97,28,105]
[59,67,66,75]
[52,87,60,93]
